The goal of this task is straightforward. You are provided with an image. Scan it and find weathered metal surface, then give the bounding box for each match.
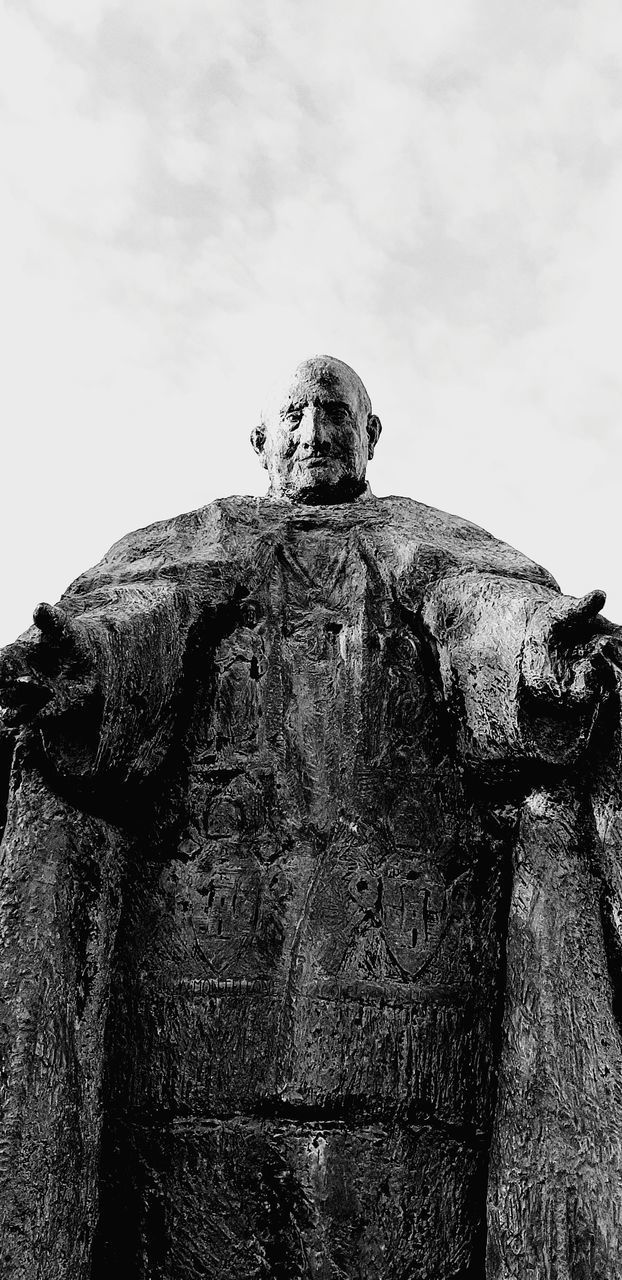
[1,356,621,1277]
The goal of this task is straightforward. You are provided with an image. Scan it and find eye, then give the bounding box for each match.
[284,407,302,428]
[326,402,349,423]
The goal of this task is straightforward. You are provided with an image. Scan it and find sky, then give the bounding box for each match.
[1,0,622,646]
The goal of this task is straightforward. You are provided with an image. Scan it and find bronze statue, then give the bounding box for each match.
[1,356,621,1278]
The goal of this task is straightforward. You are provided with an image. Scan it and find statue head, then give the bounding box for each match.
[251,355,382,503]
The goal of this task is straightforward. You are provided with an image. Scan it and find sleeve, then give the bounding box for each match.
[49,575,198,783]
[422,570,602,770]
[30,514,233,786]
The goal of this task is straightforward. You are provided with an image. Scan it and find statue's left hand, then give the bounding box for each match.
[522,588,619,708]
[0,602,98,728]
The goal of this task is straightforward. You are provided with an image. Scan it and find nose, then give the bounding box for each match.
[299,404,331,454]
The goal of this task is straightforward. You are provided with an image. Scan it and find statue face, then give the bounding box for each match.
[252,356,381,503]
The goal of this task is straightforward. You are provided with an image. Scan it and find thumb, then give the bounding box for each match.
[33,602,80,651]
[550,588,606,637]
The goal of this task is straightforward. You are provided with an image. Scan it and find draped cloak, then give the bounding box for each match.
[1,490,621,1279]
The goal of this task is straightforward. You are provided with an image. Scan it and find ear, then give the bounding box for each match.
[366,413,382,460]
[250,425,268,469]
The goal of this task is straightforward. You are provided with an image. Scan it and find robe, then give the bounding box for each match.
[1,490,621,1279]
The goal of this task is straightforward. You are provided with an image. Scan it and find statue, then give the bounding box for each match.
[1,355,622,1279]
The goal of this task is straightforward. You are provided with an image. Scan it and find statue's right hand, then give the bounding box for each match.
[0,602,97,728]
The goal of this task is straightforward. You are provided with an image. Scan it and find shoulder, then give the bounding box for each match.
[373,495,559,590]
[61,500,228,598]
[92,501,227,574]
[61,496,285,597]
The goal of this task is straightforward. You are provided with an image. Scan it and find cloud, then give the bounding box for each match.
[1,0,622,644]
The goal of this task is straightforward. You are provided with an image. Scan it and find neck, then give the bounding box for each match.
[270,476,370,506]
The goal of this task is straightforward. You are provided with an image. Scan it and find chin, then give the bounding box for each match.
[301,469,337,488]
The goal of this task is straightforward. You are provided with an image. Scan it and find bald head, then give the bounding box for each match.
[251,355,381,504]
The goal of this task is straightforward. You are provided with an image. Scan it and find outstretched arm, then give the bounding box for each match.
[0,576,196,784]
[0,602,98,728]
[423,571,617,770]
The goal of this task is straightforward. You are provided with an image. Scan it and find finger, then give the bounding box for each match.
[0,707,30,728]
[551,588,607,635]
[575,588,607,617]
[0,676,52,712]
[595,635,622,670]
[0,695,50,728]
[33,603,74,647]
[0,650,21,684]
[0,640,34,685]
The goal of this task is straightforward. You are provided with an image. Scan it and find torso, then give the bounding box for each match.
[95,501,524,1277]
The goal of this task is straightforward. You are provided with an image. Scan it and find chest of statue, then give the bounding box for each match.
[110,528,502,1136]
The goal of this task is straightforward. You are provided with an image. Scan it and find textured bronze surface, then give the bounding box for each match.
[1,358,621,1277]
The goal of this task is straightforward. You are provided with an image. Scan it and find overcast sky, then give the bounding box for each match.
[1,0,622,646]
